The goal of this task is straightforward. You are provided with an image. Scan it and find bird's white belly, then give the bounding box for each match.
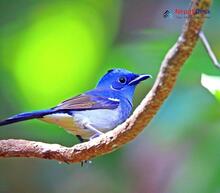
[40,108,121,139]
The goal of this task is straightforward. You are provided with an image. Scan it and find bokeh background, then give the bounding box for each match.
[0,0,220,193]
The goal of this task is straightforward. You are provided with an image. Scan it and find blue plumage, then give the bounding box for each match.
[0,110,54,126]
[0,68,151,140]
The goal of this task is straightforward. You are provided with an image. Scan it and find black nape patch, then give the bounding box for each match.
[107,69,114,73]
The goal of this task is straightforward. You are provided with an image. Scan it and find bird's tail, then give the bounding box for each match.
[0,109,54,126]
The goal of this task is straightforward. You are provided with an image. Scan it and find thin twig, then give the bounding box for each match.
[0,0,212,163]
[199,31,220,68]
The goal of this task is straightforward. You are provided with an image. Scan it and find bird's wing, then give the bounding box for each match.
[53,94,119,111]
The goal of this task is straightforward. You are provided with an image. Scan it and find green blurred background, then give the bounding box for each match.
[0,0,220,193]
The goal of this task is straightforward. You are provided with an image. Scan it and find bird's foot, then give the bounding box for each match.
[89,133,102,140]
[83,123,104,140]
[81,160,92,167]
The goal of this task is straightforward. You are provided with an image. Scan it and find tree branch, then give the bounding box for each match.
[199,31,220,68]
[0,0,212,163]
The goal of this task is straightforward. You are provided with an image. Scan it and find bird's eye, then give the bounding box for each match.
[118,76,127,84]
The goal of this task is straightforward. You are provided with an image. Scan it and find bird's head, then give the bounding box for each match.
[96,68,152,101]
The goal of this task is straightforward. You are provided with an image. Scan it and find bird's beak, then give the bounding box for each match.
[129,74,152,86]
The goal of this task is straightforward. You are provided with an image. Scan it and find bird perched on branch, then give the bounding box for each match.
[0,68,151,142]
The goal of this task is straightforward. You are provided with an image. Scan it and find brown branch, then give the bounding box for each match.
[0,0,212,163]
[199,31,220,68]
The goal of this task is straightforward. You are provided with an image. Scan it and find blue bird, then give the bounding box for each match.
[0,68,151,142]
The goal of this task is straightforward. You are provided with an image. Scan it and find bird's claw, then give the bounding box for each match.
[89,133,101,140]
[81,160,92,167]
